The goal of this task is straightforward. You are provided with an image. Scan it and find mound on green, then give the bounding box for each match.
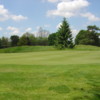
[0,45,100,100]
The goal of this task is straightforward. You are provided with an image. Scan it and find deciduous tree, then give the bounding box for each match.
[0,38,2,48]
[48,33,57,45]
[10,35,19,46]
[75,25,100,46]
[17,35,28,46]
[1,36,9,48]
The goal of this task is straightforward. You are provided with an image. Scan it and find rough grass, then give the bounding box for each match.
[0,45,100,100]
[0,46,56,53]
[0,45,100,53]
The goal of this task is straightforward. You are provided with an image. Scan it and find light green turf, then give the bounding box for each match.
[0,45,100,100]
[0,50,100,65]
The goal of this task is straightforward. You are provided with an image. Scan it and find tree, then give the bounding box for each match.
[75,25,100,46]
[48,33,57,45]
[42,37,48,46]
[29,34,35,45]
[75,30,86,45]
[36,27,50,45]
[17,35,28,46]
[79,31,99,45]
[55,17,74,49]
[0,39,1,48]
[37,27,50,37]
[1,36,9,48]
[22,32,36,45]
[22,32,31,45]
[87,25,100,32]
[10,35,19,46]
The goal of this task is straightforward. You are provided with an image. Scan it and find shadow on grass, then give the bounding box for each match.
[48,85,70,94]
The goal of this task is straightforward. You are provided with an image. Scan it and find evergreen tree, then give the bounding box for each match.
[55,17,74,49]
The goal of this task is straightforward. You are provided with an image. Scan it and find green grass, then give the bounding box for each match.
[0,45,100,100]
[0,45,100,53]
[74,45,100,51]
[0,46,56,53]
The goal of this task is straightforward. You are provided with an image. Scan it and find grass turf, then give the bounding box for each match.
[0,46,100,100]
[0,45,100,53]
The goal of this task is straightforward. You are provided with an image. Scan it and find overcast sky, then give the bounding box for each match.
[0,0,100,38]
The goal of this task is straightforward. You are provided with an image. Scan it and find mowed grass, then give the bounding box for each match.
[0,46,100,100]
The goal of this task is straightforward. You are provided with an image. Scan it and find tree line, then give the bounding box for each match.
[0,18,100,49]
[0,27,50,49]
[75,25,100,46]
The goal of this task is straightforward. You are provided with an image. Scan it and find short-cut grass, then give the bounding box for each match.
[0,45,100,100]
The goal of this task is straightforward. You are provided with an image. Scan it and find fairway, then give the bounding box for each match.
[0,50,100,100]
[0,50,100,65]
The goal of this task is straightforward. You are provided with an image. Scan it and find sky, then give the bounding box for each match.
[0,0,100,39]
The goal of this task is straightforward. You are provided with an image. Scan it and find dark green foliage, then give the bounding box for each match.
[0,38,2,48]
[55,17,74,49]
[75,25,100,46]
[10,35,19,47]
[36,37,48,46]
[42,37,48,46]
[29,34,35,45]
[79,31,99,46]
[23,32,33,45]
[21,32,48,46]
[49,85,70,94]
[17,35,28,46]
[48,33,57,45]
[1,36,9,48]
[75,30,86,45]
[36,27,50,46]
[87,25,100,32]
[18,32,35,46]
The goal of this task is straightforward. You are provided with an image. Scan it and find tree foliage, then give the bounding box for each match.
[36,27,50,45]
[17,35,28,46]
[10,35,19,47]
[29,34,35,45]
[75,30,86,45]
[37,27,50,37]
[87,25,100,32]
[75,25,100,46]
[0,38,2,49]
[48,33,57,45]
[1,36,9,48]
[55,17,74,49]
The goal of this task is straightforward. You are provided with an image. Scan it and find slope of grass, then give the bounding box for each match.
[74,45,100,51]
[0,46,56,53]
[0,45,100,100]
[0,45,100,53]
